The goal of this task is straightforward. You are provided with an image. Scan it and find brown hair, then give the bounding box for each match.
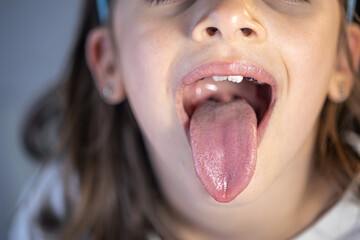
[24,1,173,239]
[22,0,360,239]
[316,0,360,194]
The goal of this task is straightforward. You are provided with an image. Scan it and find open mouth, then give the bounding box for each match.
[178,61,276,203]
[182,75,272,128]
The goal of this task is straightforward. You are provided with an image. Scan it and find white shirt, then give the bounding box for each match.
[294,190,360,240]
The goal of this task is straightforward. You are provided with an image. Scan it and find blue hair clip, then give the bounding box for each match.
[96,0,109,24]
[348,0,357,22]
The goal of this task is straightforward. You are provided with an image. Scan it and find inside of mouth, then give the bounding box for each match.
[183,77,272,126]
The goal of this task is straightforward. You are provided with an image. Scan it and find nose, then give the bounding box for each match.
[192,0,266,43]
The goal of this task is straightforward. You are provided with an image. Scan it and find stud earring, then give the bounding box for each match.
[338,81,346,96]
[102,84,113,99]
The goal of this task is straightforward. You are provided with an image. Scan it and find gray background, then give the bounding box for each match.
[0,0,83,239]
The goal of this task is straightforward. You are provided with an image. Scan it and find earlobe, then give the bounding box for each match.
[328,23,360,103]
[85,27,125,105]
[328,75,353,103]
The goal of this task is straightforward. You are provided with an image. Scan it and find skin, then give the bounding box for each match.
[86,0,360,239]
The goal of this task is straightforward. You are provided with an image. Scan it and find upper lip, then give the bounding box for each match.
[181,60,277,87]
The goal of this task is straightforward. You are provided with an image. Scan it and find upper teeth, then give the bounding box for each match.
[212,76,228,82]
[211,76,264,85]
[212,75,244,83]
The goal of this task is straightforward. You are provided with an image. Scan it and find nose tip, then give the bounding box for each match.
[192,1,266,43]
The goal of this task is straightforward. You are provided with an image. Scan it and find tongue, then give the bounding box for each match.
[189,99,257,203]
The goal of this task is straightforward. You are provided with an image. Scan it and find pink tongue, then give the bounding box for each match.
[189,99,257,203]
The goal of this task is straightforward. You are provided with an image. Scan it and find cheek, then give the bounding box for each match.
[116,20,183,143]
[272,16,339,158]
[115,22,197,187]
[256,11,340,178]
[286,25,338,119]
[271,2,340,102]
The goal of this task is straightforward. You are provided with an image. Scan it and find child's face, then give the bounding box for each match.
[109,0,344,220]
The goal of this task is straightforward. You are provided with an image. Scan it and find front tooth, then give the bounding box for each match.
[228,76,244,83]
[212,76,228,82]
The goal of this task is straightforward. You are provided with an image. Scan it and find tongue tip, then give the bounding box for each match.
[207,180,252,203]
[212,193,237,203]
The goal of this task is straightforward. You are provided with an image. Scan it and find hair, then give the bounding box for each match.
[316,0,360,194]
[22,0,360,239]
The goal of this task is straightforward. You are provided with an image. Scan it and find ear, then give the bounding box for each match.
[328,23,360,103]
[86,27,125,104]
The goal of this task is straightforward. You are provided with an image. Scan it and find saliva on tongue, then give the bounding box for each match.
[189,99,257,203]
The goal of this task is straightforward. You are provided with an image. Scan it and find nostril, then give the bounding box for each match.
[206,27,219,37]
[241,28,253,37]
